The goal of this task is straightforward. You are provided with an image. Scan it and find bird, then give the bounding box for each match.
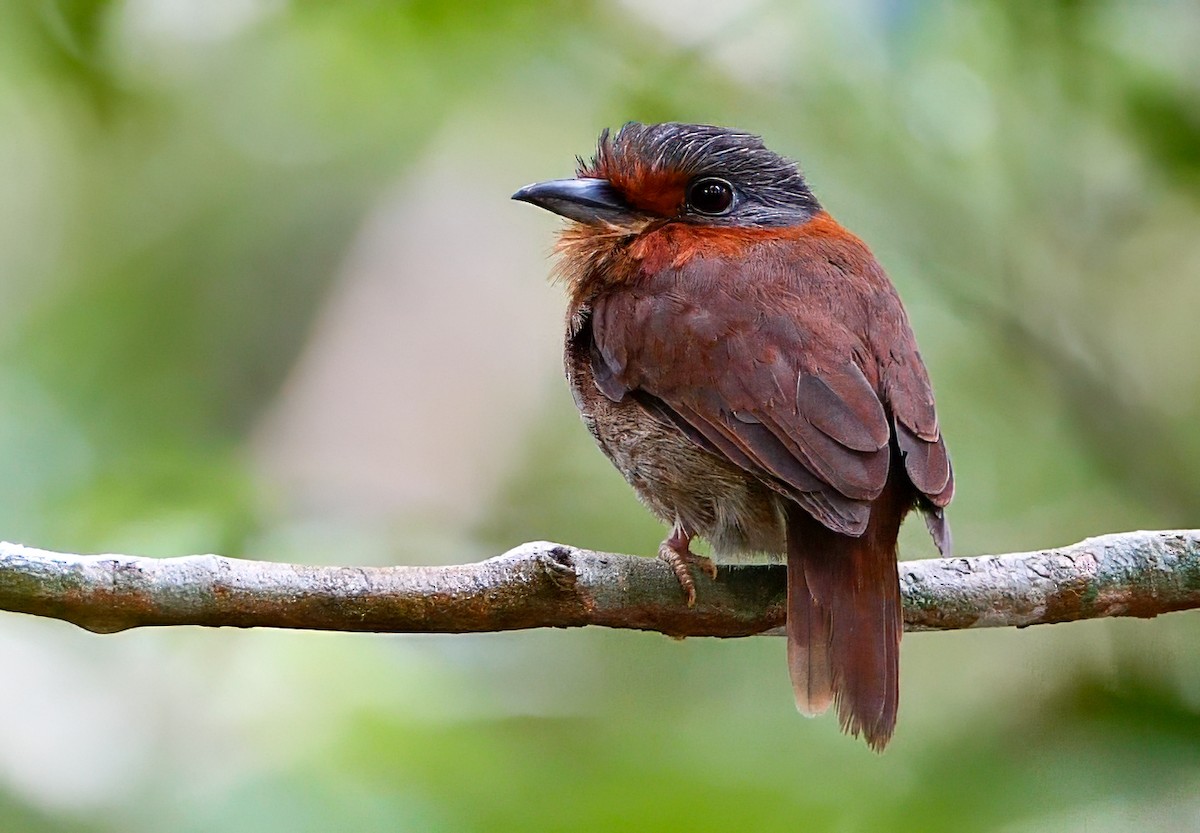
[512,122,953,751]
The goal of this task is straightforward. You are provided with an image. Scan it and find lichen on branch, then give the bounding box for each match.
[0,530,1197,637]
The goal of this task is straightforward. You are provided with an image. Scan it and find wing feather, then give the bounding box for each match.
[883,346,955,511]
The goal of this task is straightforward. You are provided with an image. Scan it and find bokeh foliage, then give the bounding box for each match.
[1,0,1198,830]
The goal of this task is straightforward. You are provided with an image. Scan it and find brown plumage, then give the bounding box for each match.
[514,123,952,750]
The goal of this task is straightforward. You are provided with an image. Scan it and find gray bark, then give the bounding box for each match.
[1,530,1197,637]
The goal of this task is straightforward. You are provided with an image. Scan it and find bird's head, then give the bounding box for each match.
[513,122,821,232]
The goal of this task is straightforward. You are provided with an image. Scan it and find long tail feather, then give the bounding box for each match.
[785,495,903,752]
[786,541,835,716]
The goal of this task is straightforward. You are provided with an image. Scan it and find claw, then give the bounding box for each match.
[657,523,716,607]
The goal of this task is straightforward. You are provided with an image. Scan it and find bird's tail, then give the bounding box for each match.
[785,501,903,752]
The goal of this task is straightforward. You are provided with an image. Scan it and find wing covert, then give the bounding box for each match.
[589,262,894,536]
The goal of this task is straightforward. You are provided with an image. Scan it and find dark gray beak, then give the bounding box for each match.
[511,177,633,225]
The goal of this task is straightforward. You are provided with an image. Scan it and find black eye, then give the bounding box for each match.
[686,177,735,216]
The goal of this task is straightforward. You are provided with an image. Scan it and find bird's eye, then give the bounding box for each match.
[686,177,735,216]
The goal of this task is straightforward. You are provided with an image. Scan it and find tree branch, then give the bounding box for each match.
[1,530,1197,637]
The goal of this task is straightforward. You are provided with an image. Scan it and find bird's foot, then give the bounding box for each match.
[658,529,716,607]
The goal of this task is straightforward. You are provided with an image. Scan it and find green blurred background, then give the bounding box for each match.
[2,0,1199,830]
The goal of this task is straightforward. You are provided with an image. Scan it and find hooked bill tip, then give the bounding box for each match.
[511,183,538,202]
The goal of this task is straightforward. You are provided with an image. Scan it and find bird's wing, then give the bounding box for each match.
[589,255,897,536]
[585,246,950,542]
[876,310,954,553]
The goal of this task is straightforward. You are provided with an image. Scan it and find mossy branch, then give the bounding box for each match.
[0,530,1197,637]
